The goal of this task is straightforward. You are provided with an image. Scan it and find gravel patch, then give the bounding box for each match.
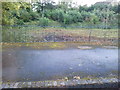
[1,77,118,88]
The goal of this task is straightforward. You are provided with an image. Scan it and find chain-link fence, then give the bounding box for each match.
[2,26,118,44]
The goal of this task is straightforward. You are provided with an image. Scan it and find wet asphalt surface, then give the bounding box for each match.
[2,47,118,82]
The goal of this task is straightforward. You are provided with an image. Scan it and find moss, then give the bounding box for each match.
[82,77,91,80]
[2,42,117,50]
[49,43,65,49]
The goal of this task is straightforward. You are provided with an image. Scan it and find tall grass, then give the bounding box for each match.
[2,26,118,43]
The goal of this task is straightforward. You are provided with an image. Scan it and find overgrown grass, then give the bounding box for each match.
[2,26,118,43]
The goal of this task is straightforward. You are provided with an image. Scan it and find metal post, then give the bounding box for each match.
[14,31,16,43]
[88,30,92,42]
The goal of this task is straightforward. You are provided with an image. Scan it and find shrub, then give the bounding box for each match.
[16,20,25,25]
[38,17,50,27]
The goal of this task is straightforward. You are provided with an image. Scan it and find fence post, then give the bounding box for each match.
[25,30,27,42]
[8,31,10,43]
[104,31,107,42]
[14,31,16,43]
[88,30,92,42]
[19,30,21,43]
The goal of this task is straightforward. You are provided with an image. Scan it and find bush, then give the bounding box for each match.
[19,10,31,22]
[38,17,50,27]
[67,10,83,23]
[50,9,64,22]
[16,20,25,25]
[29,11,39,21]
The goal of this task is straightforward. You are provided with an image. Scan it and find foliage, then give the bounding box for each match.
[38,17,50,27]
[2,1,119,29]
[2,2,31,25]
[49,9,64,23]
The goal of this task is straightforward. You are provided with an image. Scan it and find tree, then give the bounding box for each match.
[33,0,56,17]
[90,14,99,24]
[50,9,64,22]
[79,5,89,12]
[2,2,31,25]
[112,4,120,13]
[67,10,82,23]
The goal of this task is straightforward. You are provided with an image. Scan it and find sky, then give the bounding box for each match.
[53,0,120,6]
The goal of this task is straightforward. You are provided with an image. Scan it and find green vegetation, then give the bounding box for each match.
[2,1,119,29]
[1,1,119,44]
[2,27,118,42]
